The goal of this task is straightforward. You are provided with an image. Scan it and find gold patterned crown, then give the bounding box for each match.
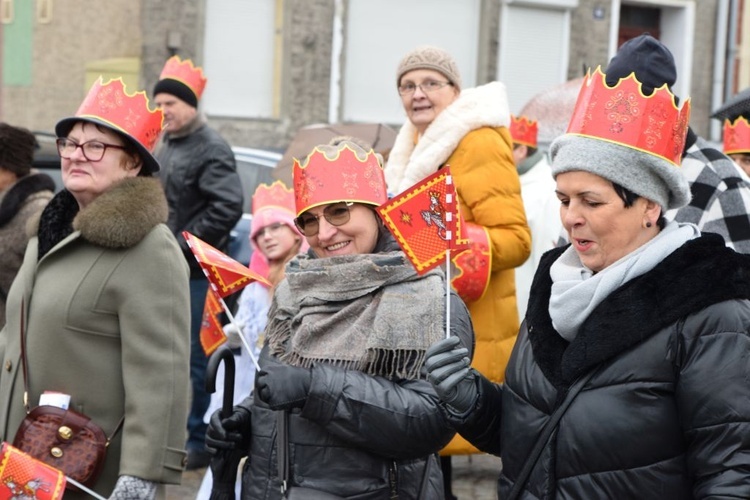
[55,77,164,173]
[723,117,750,155]
[510,115,538,148]
[293,144,387,216]
[159,56,207,100]
[567,66,690,165]
[252,180,295,216]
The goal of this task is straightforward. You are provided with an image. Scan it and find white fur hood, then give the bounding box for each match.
[385,81,511,194]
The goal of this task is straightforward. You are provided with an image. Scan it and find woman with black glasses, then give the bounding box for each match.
[0,78,190,499]
[206,140,474,499]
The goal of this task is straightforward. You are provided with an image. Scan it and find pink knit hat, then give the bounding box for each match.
[248,181,306,277]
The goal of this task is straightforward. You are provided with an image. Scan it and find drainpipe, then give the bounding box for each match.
[726,0,740,98]
[712,0,730,142]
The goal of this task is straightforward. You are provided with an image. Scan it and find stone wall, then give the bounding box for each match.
[2,0,141,131]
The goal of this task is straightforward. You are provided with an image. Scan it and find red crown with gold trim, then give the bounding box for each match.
[252,180,295,216]
[159,56,207,100]
[567,67,690,166]
[723,117,750,155]
[510,115,538,148]
[293,144,387,215]
[75,77,164,152]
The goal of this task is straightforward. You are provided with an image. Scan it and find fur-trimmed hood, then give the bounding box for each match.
[35,177,168,259]
[385,81,511,194]
[527,233,750,389]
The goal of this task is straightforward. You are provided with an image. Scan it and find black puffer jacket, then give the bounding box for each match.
[242,234,475,499]
[449,233,750,499]
[157,120,243,277]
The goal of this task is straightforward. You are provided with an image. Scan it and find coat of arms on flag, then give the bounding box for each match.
[199,287,226,356]
[182,231,270,297]
[0,442,66,500]
[377,167,468,274]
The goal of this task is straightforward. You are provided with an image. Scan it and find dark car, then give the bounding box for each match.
[32,132,282,266]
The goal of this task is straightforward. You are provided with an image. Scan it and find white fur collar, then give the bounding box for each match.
[384,81,511,194]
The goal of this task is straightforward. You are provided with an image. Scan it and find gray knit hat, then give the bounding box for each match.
[550,135,691,210]
[396,46,462,91]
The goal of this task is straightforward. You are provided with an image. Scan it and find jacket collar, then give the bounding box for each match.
[36,177,167,259]
[385,81,511,194]
[527,233,750,389]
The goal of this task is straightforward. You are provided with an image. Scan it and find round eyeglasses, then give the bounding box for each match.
[56,137,126,162]
[397,80,453,96]
[294,202,353,236]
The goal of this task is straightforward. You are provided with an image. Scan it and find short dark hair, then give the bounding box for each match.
[612,181,665,229]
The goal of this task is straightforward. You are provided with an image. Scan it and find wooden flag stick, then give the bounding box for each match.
[445,248,451,339]
[218,295,261,371]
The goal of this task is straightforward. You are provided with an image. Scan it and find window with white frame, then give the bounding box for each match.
[202,0,277,118]
[339,0,482,124]
[497,2,572,114]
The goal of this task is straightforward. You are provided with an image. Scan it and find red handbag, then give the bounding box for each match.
[12,300,122,490]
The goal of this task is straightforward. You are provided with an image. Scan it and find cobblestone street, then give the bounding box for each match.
[167,454,502,499]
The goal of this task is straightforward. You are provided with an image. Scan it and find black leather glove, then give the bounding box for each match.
[424,336,478,414]
[255,362,312,411]
[205,396,252,453]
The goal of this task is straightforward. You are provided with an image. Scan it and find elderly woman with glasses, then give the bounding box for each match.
[385,45,530,498]
[206,140,474,499]
[0,79,190,499]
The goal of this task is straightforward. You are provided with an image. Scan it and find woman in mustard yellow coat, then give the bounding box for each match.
[385,45,531,498]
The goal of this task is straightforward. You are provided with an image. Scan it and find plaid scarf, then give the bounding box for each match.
[266,251,445,380]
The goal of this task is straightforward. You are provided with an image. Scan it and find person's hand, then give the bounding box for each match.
[424,336,478,414]
[222,322,245,349]
[205,397,252,453]
[255,362,312,411]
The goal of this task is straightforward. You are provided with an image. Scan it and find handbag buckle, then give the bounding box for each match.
[58,425,73,440]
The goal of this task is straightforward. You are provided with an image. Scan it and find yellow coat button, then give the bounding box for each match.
[4,360,11,372]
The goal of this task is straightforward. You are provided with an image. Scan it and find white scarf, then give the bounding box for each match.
[548,221,700,341]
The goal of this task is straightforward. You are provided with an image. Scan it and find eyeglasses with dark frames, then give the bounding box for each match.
[56,137,126,162]
[294,202,354,236]
[397,80,453,96]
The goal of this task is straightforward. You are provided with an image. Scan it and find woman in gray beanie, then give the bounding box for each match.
[386,45,531,498]
[0,123,55,328]
[422,68,750,498]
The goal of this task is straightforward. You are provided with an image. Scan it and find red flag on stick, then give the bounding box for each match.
[182,232,271,297]
[377,167,468,274]
[0,442,66,500]
[199,287,227,356]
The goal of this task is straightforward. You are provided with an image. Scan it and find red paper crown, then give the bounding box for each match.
[252,180,295,216]
[723,117,750,155]
[510,115,538,148]
[567,67,690,166]
[74,77,164,152]
[159,55,207,100]
[293,145,387,215]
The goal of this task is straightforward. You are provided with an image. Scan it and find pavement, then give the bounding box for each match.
[166,453,502,499]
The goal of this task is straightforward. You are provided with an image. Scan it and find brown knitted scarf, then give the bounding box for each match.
[266,252,445,380]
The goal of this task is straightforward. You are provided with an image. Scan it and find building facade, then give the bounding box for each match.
[1,0,747,149]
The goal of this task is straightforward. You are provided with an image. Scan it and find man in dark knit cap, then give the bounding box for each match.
[603,34,750,253]
[153,56,243,470]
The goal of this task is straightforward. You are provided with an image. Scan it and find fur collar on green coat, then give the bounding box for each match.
[33,177,168,259]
